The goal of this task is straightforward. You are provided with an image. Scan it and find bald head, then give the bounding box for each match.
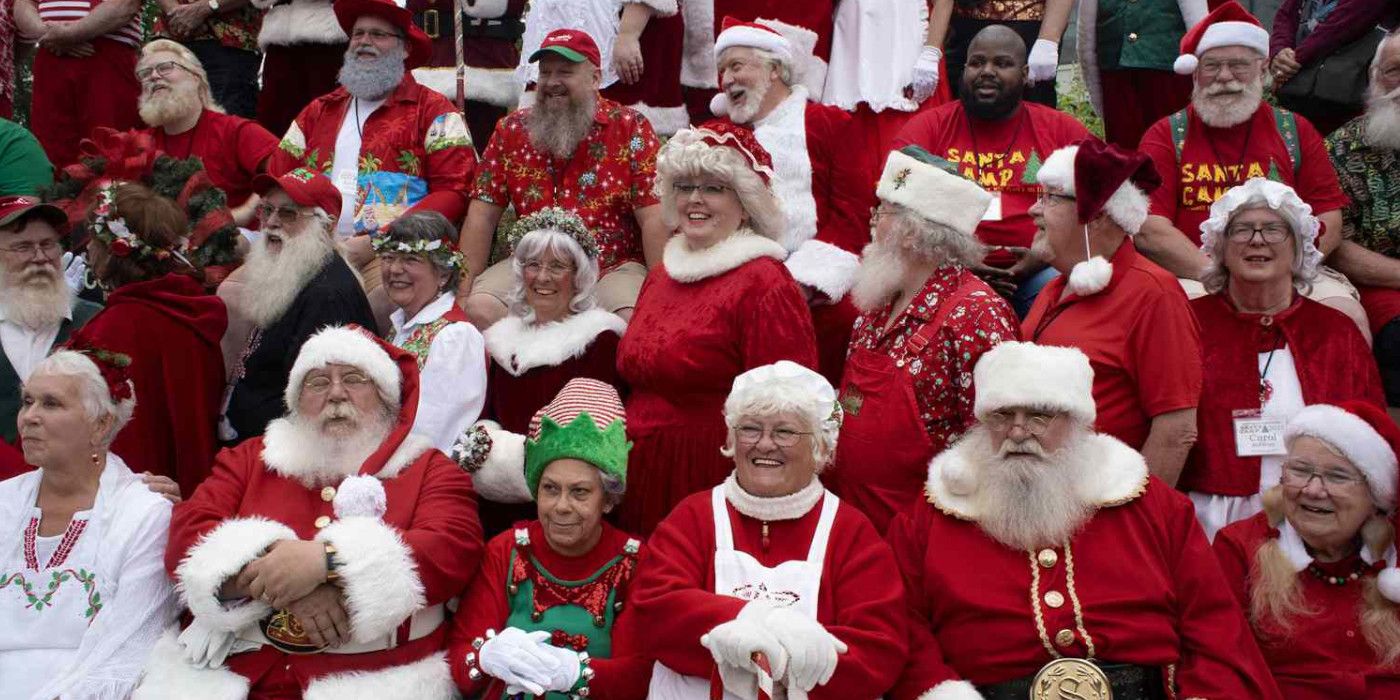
[968,25,1028,66]
[961,24,1028,121]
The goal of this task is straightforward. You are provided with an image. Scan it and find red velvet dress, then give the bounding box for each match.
[1214,513,1400,699]
[615,235,818,535]
[70,273,227,496]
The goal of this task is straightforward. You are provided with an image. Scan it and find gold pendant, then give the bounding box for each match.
[1030,658,1112,700]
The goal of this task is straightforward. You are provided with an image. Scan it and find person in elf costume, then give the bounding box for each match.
[447,377,650,699]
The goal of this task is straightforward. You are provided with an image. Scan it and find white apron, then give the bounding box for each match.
[647,485,839,700]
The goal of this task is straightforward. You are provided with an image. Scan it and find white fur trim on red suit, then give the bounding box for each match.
[460,0,508,19]
[467,419,532,502]
[662,230,788,283]
[972,341,1097,424]
[303,652,456,700]
[1075,0,1208,115]
[333,474,388,519]
[786,239,859,300]
[918,680,986,700]
[1284,404,1398,508]
[257,0,348,48]
[751,86,818,250]
[1036,145,1150,234]
[176,517,295,632]
[411,66,519,109]
[284,326,401,410]
[716,23,795,65]
[927,431,1149,521]
[315,516,426,642]
[628,102,692,136]
[484,308,626,376]
[680,0,717,88]
[131,629,251,700]
[1173,21,1271,75]
[379,433,435,479]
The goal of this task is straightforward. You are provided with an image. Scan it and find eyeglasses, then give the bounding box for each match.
[869,206,893,223]
[255,203,311,222]
[1036,191,1076,207]
[302,372,372,394]
[136,60,187,82]
[1225,222,1291,244]
[673,182,733,198]
[0,239,61,258]
[1199,58,1262,77]
[350,28,403,42]
[523,260,576,277]
[734,425,812,447]
[1281,461,1367,491]
[983,409,1058,435]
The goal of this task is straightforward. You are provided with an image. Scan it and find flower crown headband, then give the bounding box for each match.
[89,183,193,267]
[505,207,600,259]
[371,234,466,271]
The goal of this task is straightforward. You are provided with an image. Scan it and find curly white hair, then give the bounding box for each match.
[1198,178,1324,295]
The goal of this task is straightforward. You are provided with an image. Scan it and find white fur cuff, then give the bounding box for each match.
[918,679,986,700]
[316,517,426,642]
[786,239,860,300]
[176,517,296,632]
[470,423,532,503]
[634,0,678,16]
[131,628,251,700]
[460,0,507,19]
[304,652,456,700]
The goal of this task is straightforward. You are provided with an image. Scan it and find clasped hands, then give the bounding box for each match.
[221,539,352,648]
[477,628,582,696]
[701,604,848,696]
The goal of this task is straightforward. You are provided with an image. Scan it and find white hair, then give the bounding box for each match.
[656,131,786,243]
[749,47,795,86]
[719,378,839,468]
[507,229,600,319]
[1198,179,1323,295]
[1371,30,1400,74]
[884,204,986,267]
[140,39,222,111]
[29,350,136,446]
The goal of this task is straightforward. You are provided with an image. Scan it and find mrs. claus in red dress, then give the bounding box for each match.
[615,123,817,536]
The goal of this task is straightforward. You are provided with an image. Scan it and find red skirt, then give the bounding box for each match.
[617,423,732,537]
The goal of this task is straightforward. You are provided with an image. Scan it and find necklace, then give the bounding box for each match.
[1305,559,1366,586]
[1201,109,1257,175]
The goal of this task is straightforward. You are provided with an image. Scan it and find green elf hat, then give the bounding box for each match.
[524,378,631,497]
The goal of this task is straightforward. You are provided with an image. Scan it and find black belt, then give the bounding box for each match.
[977,662,1167,700]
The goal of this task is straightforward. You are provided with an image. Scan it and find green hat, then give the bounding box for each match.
[524,378,630,498]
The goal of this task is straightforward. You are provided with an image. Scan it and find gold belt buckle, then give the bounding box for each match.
[1030,657,1112,700]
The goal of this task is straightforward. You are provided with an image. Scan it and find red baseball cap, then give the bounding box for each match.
[0,195,67,230]
[253,169,343,217]
[529,28,601,67]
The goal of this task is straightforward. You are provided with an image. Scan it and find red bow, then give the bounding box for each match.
[550,629,590,651]
[64,339,134,403]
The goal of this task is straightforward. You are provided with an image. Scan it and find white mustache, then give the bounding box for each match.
[1205,80,1247,96]
[319,401,359,425]
[998,438,1047,458]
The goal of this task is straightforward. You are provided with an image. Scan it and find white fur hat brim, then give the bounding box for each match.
[1036,145,1150,235]
[714,24,794,65]
[285,325,401,411]
[1284,405,1398,510]
[1174,21,1270,75]
[973,341,1096,424]
[877,149,992,239]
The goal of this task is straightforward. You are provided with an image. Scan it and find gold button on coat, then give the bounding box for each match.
[1037,549,1058,568]
[321,486,336,502]
[1044,591,1065,608]
[314,515,331,528]
[1055,629,1076,647]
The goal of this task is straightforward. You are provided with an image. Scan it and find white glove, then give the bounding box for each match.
[534,642,584,692]
[911,45,942,103]
[178,618,237,668]
[764,607,848,693]
[701,604,789,681]
[477,628,561,695]
[1028,39,1059,84]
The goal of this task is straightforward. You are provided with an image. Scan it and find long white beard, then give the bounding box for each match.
[338,45,407,100]
[0,263,71,330]
[527,89,597,159]
[1192,75,1265,128]
[850,238,908,313]
[138,85,202,128]
[726,74,772,125]
[1363,86,1400,150]
[277,401,395,485]
[964,425,1096,551]
[238,227,335,328]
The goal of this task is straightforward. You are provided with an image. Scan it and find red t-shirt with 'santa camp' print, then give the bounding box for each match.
[893,101,1090,266]
[1140,104,1349,244]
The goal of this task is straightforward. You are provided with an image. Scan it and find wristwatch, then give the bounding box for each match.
[324,542,340,583]
[206,0,220,10]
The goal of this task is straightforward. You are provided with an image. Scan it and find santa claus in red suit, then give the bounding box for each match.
[886,340,1282,700]
[132,325,484,700]
[407,0,526,146]
[710,17,871,384]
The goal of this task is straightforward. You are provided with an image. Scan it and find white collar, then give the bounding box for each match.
[483,307,626,376]
[1276,518,1397,572]
[723,472,824,522]
[390,292,455,334]
[924,432,1149,522]
[662,230,787,283]
[753,85,809,129]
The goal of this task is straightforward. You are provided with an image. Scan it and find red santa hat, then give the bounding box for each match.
[1036,139,1161,296]
[709,16,818,118]
[284,324,403,411]
[1283,401,1400,602]
[1172,1,1271,75]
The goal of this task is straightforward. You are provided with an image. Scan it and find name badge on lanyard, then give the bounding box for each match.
[1232,408,1287,457]
[981,192,1003,222]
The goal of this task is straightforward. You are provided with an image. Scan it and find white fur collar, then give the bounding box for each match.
[483,308,626,376]
[262,419,434,485]
[663,230,787,283]
[1275,519,1397,572]
[753,85,817,248]
[723,472,825,522]
[924,433,1149,521]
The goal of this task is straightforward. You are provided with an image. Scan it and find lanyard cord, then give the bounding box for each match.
[965,108,1029,183]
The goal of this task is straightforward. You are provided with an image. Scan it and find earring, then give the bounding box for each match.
[90,452,101,468]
